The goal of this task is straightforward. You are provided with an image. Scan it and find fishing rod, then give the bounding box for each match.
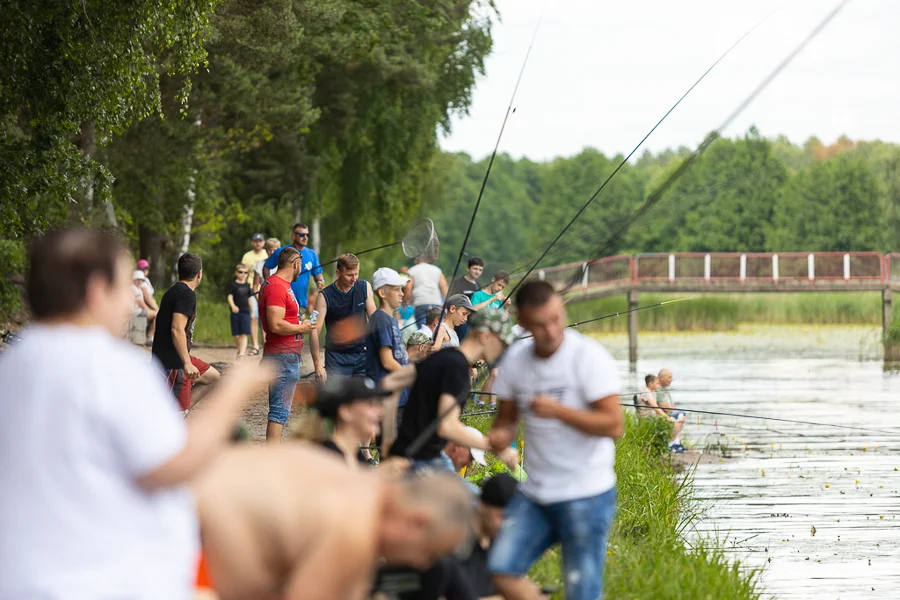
[517,297,694,339]
[505,8,779,299]
[431,16,543,344]
[558,1,850,294]
[458,404,900,437]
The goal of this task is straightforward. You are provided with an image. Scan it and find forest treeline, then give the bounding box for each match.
[421,130,900,276]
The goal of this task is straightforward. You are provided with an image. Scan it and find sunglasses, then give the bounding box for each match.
[236,270,248,274]
[293,232,310,238]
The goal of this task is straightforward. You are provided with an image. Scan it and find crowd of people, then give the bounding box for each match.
[0,226,627,600]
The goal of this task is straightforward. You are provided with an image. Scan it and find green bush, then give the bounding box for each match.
[0,239,26,323]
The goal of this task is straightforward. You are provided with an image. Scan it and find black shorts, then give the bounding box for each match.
[230,311,251,336]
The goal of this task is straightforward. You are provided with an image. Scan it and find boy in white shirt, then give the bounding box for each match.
[0,228,270,600]
[487,281,623,600]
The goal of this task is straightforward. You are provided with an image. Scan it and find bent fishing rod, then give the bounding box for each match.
[431,16,543,345]
[557,1,850,294]
[505,7,781,298]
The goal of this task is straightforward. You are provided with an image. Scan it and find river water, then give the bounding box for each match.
[595,325,900,600]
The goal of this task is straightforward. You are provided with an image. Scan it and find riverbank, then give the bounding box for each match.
[464,414,761,599]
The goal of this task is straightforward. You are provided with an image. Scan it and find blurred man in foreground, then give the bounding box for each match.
[193,444,474,600]
[0,228,271,600]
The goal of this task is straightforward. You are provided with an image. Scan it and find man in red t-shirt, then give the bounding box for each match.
[259,247,314,442]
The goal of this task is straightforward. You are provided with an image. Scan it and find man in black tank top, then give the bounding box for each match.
[310,254,377,381]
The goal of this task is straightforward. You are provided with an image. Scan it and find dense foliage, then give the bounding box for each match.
[422,130,900,276]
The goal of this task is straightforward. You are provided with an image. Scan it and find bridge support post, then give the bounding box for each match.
[628,288,639,369]
[883,288,893,338]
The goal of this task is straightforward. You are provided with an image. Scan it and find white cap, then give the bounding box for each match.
[464,425,487,466]
[132,270,146,281]
[371,267,406,290]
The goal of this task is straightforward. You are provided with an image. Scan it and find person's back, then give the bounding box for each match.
[408,262,443,307]
[192,444,381,598]
[0,326,196,599]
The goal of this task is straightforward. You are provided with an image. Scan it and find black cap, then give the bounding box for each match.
[481,473,518,508]
[315,377,391,418]
[251,232,265,241]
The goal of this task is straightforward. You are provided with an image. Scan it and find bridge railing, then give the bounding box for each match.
[635,252,885,283]
[888,253,900,284]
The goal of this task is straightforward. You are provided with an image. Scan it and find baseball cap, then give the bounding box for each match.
[468,308,517,346]
[136,259,150,269]
[481,473,518,508]
[314,377,391,419]
[445,294,477,313]
[406,331,432,347]
[132,269,146,281]
[371,267,406,290]
[251,233,265,241]
[463,425,487,466]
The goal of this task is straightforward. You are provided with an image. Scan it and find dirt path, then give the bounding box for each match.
[187,345,318,442]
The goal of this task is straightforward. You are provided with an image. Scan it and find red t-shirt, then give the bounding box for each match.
[259,276,304,355]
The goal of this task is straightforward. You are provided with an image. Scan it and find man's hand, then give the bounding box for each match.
[378,457,411,479]
[530,394,560,419]
[316,279,326,290]
[314,364,327,383]
[230,306,239,314]
[184,360,200,380]
[297,320,315,334]
[494,291,506,302]
[487,426,514,453]
[498,447,519,470]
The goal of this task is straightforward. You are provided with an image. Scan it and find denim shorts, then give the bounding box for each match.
[264,352,301,425]
[668,410,686,421]
[489,488,617,600]
[324,350,367,378]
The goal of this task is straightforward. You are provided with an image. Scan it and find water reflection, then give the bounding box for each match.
[595,325,900,600]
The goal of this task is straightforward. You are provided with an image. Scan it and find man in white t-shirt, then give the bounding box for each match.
[0,228,271,599]
[486,280,623,600]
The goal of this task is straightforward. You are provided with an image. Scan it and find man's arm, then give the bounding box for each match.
[141,286,158,311]
[472,292,504,311]
[431,325,448,351]
[436,394,490,451]
[365,281,377,317]
[310,292,328,381]
[378,347,404,372]
[265,304,314,336]
[171,313,196,378]
[312,253,325,290]
[531,394,624,438]
[380,364,417,391]
[137,361,273,489]
[643,392,668,418]
[439,273,449,298]
[226,294,239,314]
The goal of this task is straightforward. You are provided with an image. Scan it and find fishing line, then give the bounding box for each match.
[518,297,694,339]
[558,0,850,294]
[505,8,779,298]
[432,16,543,342]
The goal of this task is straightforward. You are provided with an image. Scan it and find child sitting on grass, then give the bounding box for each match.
[227,264,253,358]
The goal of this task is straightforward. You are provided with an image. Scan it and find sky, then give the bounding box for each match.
[440,0,900,161]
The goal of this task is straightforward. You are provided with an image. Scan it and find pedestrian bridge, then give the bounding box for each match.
[527,251,900,364]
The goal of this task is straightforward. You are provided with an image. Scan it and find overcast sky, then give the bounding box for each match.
[440,0,899,161]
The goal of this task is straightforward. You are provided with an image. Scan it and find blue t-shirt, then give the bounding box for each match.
[264,246,322,308]
[366,310,410,404]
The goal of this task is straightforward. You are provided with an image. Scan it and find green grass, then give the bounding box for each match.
[565,292,893,333]
[461,413,761,599]
[193,298,239,345]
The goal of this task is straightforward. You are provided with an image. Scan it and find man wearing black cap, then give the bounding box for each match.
[241,232,268,355]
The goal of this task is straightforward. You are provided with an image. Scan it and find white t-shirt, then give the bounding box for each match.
[132,283,145,316]
[417,324,435,337]
[494,329,622,504]
[408,262,443,307]
[0,324,198,599]
[141,278,155,297]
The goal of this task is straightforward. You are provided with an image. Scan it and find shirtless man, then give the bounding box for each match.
[192,444,474,600]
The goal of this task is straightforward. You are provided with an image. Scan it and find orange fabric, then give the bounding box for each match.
[196,551,213,589]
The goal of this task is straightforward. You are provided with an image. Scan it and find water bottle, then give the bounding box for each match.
[309,310,319,324]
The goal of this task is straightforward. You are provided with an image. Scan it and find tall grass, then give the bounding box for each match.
[462,412,761,599]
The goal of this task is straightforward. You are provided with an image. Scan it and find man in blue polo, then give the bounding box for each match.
[263,223,325,314]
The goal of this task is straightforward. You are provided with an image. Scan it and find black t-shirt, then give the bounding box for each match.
[447,277,479,299]
[321,439,368,465]
[460,538,494,597]
[227,281,252,312]
[373,557,477,600]
[151,282,197,369]
[389,348,471,460]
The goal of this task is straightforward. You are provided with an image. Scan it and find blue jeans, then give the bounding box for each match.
[489,488,617,600]
[324,350,367,378]
[264,352,301,425]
